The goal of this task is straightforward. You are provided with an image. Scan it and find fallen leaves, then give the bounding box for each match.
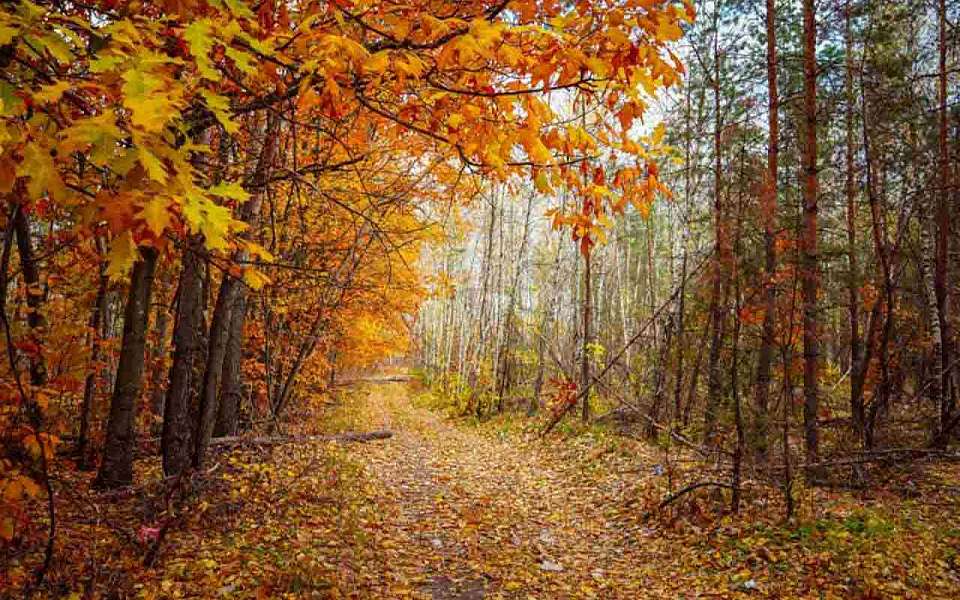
[8,379,960,597]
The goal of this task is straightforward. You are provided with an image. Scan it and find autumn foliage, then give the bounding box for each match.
[0,0,694,588]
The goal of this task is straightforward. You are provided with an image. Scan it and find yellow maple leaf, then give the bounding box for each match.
[19,144,65,201]
[137,146,167,183]
[33,81,71,104]
[242,268,271,290]
[121,66,178,132]
[363,51,391,74]
[139,196,171,236]
[105,231,138,280]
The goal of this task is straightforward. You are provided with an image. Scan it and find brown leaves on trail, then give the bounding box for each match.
[10,381,960,597]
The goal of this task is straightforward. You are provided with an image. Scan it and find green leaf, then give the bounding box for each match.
[182,191,236,251]
[0,23,18,45]
[59,113,123,165]
[223,0,255,19]
[38,32,74,63]
[184,19,219,81]
[90,54,124,73]
[199,90,239,134]
[0,81,25,115]
[225,46,256,75]
[209,181,250,203]
[137,146,167,183]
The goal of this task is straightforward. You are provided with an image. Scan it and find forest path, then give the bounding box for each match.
[336,379,680,599]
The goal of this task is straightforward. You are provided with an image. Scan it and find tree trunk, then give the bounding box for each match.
[581,247,592,422]
[672,243,688,425]
[148,269,173,425]
[194,116,277,468]
[161,235,207,477]
[497,194,533,411]
[13,200,46,386]
[922,210,943,433]
[731,254,744,513]
[648,315,673,436]
[844,3,863,441]
[77,246,108,471]
[214,290,247,437]
[195,271,244,465]
[934,0,954,434]
[754,0,779,460]
[705,4,727,443]
[94,245,159,489]
[800,0,820,469]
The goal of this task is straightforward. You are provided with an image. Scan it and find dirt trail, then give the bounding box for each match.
[338,380,670,599]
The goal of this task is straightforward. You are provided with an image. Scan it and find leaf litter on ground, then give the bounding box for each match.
[7,380,960,598]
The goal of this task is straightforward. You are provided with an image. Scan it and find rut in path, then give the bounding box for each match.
[336,380,689,599]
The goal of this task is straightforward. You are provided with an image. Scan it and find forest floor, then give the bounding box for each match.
[7,376,960,598]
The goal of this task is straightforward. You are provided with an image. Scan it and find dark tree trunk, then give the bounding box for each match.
[148,269,173,426]
[77,249,108,471]
[704,3,727,443]
[94,245,159,489]
[194,116,277,468]
[214,290,247,437]
[13,201,46,386]
[672,244,687,425]
[844,3,863,442]
[161,235,206,477]
[753,0,779,460]
[801,0,820,469]
[194,266,239,466]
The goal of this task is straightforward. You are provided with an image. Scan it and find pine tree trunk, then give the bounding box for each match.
[705,4,727,443]
[844,3,863,442]
[94,246,159,489]
[934,0,954,433]
[754,0,779,460]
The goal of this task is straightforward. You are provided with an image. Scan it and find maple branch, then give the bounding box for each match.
[337,1,512,53]
[260,154,370,187]
[354,87,593,170]
[426,74,600,97]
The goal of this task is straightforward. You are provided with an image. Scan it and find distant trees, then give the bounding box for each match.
[415,0,959,498]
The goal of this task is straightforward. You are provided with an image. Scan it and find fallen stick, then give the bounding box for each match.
[210,430,393,447]
[643,480,736,519]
